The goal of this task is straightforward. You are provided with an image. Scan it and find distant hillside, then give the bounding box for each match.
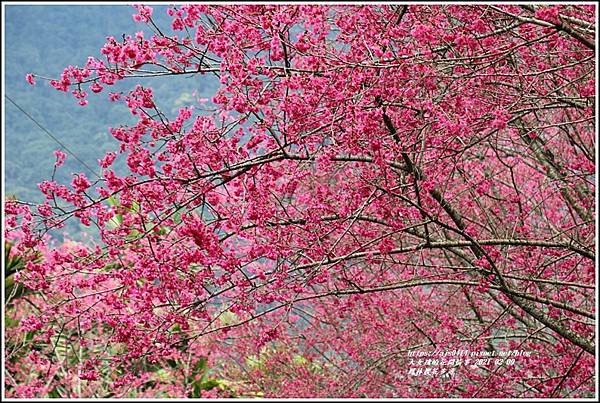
[4,5,218,240]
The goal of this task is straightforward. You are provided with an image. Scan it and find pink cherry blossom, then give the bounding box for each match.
[25,73,36,85]
[5,4,595,399]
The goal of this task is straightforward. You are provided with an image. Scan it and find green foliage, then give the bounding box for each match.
[4,240,24,276]
[4,240,42,302]
[184,356,237,397]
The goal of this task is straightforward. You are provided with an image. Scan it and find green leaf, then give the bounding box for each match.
[47,388,62,398]
[106,213,123,229]
[193,356,208,381]
[100,263,123,272]
[24,330,36,342]
[106,195,123,229]
[219,310,238,326]
[5,241,24,276]
[5,315,19,328]
[292,354,308,366]
[155,368,171,382]
[125,229,140,241]
[107,195,119,207]
[5,273,28,303]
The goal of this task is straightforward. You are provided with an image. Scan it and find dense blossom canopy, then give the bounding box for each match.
[5,4,596,398]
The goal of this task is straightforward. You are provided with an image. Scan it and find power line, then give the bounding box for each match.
[5,94,101,179]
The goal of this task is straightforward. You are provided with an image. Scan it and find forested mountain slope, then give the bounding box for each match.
[5,5,217,240]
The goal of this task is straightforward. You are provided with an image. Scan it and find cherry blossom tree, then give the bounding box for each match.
[4,4,596,398]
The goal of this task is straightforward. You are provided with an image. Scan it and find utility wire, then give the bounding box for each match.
[5,94,101,179]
